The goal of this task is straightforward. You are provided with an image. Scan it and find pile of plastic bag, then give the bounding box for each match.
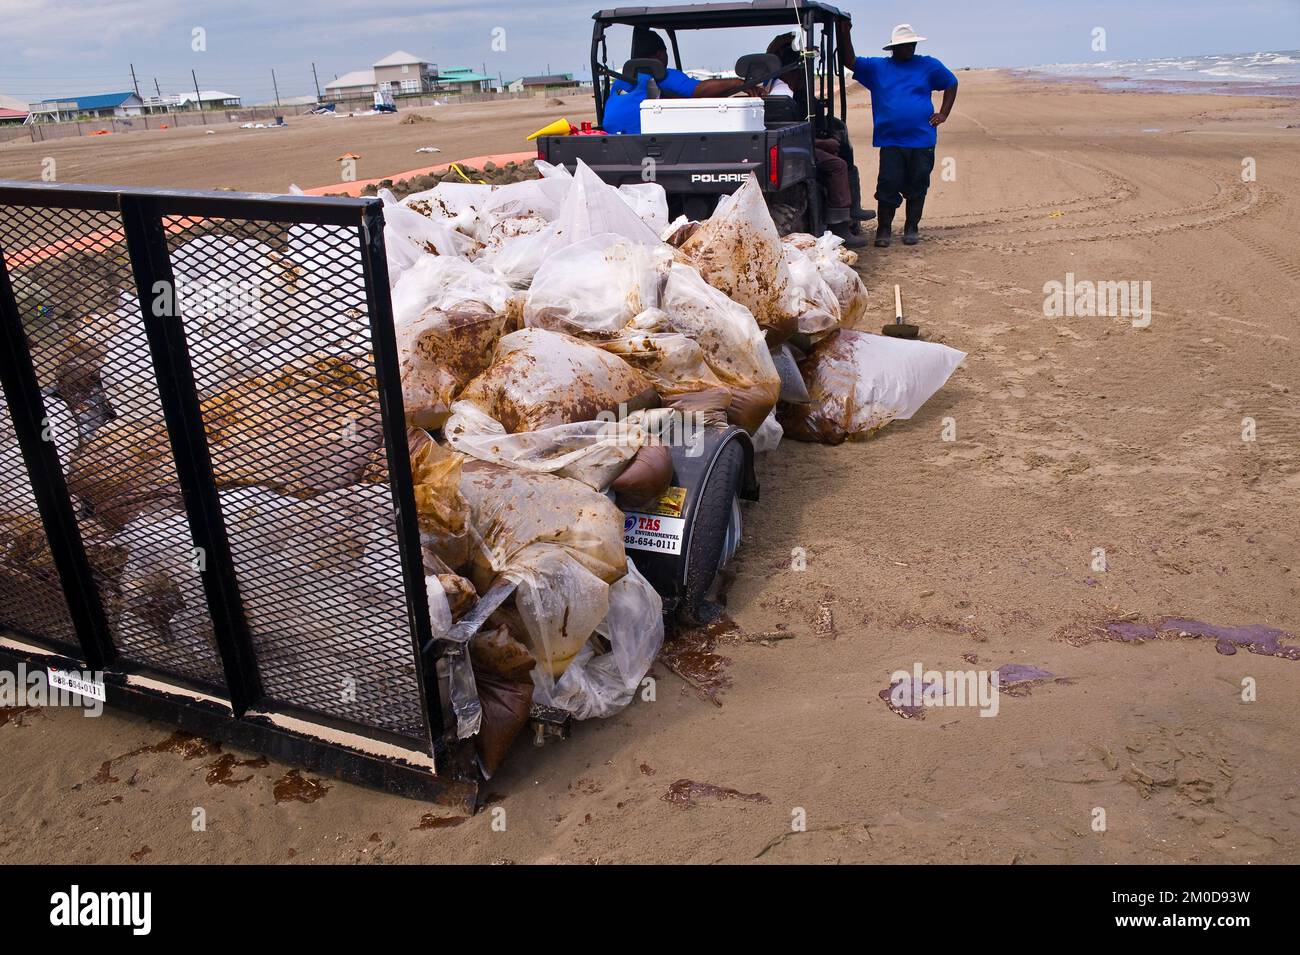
[21,154,966,780]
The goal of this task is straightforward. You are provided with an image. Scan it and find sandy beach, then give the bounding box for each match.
[1,70,1298,864]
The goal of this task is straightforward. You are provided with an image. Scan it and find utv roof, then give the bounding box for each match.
[593,0,851,30]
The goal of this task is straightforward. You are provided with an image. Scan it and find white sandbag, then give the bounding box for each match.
[524,233,672,337]
[780,329,966,444]
[533,558,664,720]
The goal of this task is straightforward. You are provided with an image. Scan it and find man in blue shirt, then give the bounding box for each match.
[838,22,958,246]
[602,28,752,135]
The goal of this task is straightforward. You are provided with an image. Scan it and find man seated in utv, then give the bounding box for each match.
[765,32,872,248]
[602,27,753,135]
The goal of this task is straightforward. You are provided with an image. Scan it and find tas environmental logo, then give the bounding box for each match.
[49,885,151,935]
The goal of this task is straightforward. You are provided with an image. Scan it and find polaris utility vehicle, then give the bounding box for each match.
[536,0,858,235]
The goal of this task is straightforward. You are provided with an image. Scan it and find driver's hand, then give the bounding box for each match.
[929,112,947,126]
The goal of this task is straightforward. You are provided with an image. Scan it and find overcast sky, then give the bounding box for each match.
[1,0,1297,105]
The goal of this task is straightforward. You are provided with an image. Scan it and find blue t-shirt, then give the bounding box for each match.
[603,67,700,134]
[851,55,957,148]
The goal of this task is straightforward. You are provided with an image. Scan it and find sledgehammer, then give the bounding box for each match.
[882,284,920,339]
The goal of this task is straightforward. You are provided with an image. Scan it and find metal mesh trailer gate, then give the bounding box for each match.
[0,180,478,806]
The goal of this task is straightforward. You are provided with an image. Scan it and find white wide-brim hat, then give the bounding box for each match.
[883,23,927,49]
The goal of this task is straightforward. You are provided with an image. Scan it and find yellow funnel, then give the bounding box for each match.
[527,117,573,141]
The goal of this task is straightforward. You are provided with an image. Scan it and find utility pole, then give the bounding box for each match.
[192,69,204,114]
[271,68,281,107]
[153,77,161,97]
[312,62,322,100]
[129,63,140,99]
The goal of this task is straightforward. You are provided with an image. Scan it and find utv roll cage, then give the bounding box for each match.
[590,0,853,131]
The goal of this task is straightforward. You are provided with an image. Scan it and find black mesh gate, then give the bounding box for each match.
[0,181,474,804]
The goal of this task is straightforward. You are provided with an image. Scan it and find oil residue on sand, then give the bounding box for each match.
[205,752,269,787]
[413,813,468,830]
[1105,617,1299,659]
[657,614,738,706]
[273,769,331,804]
[663,778,770,809]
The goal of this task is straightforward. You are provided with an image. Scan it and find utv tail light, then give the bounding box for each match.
[767,145,780,187]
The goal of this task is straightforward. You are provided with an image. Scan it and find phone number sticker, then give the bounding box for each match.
[623,512,685,555]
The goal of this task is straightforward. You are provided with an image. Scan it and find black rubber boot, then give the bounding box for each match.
[903,196,925,245]
[831,221,870,249]
[874,203,896,247]
[851,204,876,222]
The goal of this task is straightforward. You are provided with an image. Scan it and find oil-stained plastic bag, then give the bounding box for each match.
[531,557,663,719]
[656,265,782,432]
[680,174,797,345]
[524,233,672,337]
[392,257,520,428]
[780,329,966,444]
[444,401,678,491]
[782,244,841,335]
[598,312,730,399]
[458,460,628,593]
[410,434,472,569]
[378,188,474,284]
[457,327,656,433]
[201,356,384,495]
[479,161,660,287]
[806,233,869,326]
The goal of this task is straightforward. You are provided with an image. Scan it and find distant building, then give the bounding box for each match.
[507,73,578,93]
[437,67,495,93]
[324,51,441,101]
[373,50,438,94]
[140,90,242,112]
[324,70,377,101]
[176,90,242,110]
[0,92,29,123]
[29,92,143,123]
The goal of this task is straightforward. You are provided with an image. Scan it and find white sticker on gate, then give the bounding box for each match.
[623,512,685,556]
[47,667,105,702]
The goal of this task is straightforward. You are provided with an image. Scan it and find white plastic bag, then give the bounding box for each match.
[780,329,966,444]
[782,243,841,335]
[444,400,642,490]
[532,558,664,720]
[378,188,474,284]
[524,233,672,337]
[617,182,670,234]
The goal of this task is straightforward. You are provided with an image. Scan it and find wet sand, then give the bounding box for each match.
[2,71,1299,863]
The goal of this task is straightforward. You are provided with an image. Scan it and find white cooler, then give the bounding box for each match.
[639,97,766,134]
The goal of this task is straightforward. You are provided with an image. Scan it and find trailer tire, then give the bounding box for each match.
[677,440,745,625]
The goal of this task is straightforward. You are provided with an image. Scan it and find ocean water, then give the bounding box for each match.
[1020,50,1300,95]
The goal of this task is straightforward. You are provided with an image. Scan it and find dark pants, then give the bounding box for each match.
[875,146,935,207]
[814,139,851,209]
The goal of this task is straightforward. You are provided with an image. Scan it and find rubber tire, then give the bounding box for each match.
[677,440,745,625]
